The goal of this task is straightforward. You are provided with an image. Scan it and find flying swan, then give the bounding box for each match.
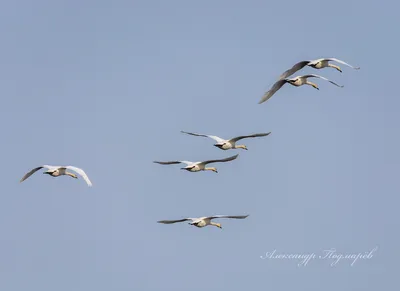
[259,74,343,104]
[157,214,249,229]
[279,58,360,80]
[181,131,271,150]
[153,154,238,173]
[20,165,93,186]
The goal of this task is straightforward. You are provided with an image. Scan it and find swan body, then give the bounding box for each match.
[259,74,343,104]
[153,154,239,173]
[157,215,249,229]
[279,57,360,80]
[20,165,92,186]
[181,131,271,150]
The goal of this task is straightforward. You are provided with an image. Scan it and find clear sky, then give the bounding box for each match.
[0,0,397,290]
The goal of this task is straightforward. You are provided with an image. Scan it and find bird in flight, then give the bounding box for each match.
[279,57,360,80]
[259,74,343,104]
[153,154,239,173]
[20,165,93,186]
[157,214,249,229]
[181,131,271,150]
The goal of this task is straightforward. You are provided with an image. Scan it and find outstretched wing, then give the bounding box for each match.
[258,80,288,104]
[66,166,93,186]
[279,61,310,80]
[207,215,249,220]
[229,132,271,142]
[19,166,44,182]
[325,58,360,70]
[181,131,225,143]
[200,154,239,166]
[157,218,192,224]
[153,160,193,166]
[302,74,344,88]
[153,160,182,165]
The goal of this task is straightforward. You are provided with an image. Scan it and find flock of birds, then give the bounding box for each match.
[259,57,359,104]
[19,57,359,230]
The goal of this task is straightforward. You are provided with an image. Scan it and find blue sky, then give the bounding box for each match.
[0,0,397,290]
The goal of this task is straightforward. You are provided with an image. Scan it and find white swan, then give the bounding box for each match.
[153,154,238,173]
[279,58,360,80]
[20,165,93,186]
[259,74,343,104]
[181,131,271,150]
[157,214,249,229]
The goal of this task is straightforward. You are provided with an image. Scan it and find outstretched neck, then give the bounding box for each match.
[306,80,319,89]
[210,222,222,228]
[328,63,342,72]
[205,167,218,173]
[235,144,247,150]
[66,172,78,179]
